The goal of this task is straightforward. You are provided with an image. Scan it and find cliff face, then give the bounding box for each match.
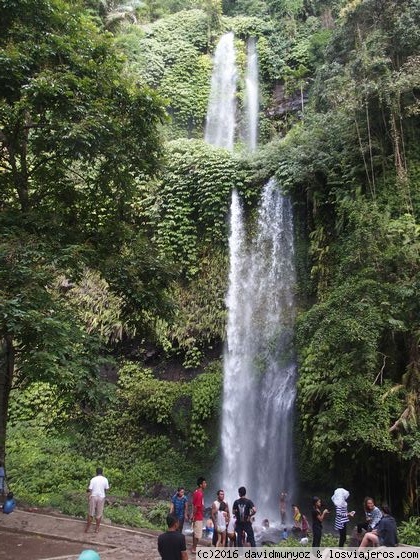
[267,83,309,118]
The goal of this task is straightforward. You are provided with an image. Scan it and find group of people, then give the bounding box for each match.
[0,464,402,560]
[305,487,398,548]
[79,470,399,560]
[165,477,258,557]
[163,481,400,559]
[330,488,398,548]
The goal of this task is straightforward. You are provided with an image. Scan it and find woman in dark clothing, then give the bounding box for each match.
[312,496,329,547]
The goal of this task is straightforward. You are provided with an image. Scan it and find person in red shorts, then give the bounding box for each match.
[191,477,207,553]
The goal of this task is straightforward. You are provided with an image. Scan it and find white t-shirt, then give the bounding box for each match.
[89,475,109,498]
[217,510,227,531]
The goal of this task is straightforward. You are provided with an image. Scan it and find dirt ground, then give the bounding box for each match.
[0,508,200,559]
[2,509,419,558]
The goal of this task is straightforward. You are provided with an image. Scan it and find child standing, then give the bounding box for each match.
[216,502,228,547]
[227,513,236,546]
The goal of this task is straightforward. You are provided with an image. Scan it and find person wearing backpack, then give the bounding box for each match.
[232,486,256,547]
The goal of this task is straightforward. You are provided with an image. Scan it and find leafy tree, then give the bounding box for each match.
[0,0,166,465]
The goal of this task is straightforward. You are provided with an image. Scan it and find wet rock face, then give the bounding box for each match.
[266,84,308,118]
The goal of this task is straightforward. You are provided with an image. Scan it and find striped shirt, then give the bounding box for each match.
[334,505,349,530]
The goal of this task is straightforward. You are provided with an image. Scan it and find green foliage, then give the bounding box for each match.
[136,0,199,23]
[189,365,222,447]
[118,364,183,425]
[6,424,96,503]
[117,10,212,134]
[144,139,254,276]
[160,51,212,135]
[105,503,156,528]
[0,3,166,231]
[0,0,171,470]
[222,0,269,17]
[146,501,169,529]
[74,359,223,487]
[7,407,171,527]
[227,15,272,38]
[266,0,305,18]
[115,361,222,449]
[60,268,130,343]
[101,232,175,334]
[164,248,228,366]
[3,0,420,523]
[143,8,210,50]
[278,0,420,505]
[296,196,420,487]
[398,516,420,546]
[0,237,114,423]
[8,382,66,427]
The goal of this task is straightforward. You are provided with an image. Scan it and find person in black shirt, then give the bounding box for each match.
[158,514,188,560]
[232,486,256,547]
[311,496,329,547]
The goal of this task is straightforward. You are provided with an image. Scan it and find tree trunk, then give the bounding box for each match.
[0,335,14,467]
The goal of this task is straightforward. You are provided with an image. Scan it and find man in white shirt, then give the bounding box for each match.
[85,467,109,534]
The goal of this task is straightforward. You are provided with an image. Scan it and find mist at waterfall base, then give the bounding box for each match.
[203,32,298,526]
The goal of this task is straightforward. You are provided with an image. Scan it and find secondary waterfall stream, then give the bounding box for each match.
[244,37,259,153]
[205,33,297,521]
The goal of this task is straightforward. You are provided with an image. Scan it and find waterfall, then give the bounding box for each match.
[244,37,259,153]
[203,32,297,521]
[221,178,297,519]
[204,32,237,150]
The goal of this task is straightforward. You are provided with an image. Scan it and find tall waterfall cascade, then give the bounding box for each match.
[221,179,297,519]
[204,33,297,520]
[204,32,237,150]
[244,37,259,153]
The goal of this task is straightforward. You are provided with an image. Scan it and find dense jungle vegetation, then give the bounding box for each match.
[1,0,420,533]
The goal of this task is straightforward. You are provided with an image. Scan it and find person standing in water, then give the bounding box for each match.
[279,491,287,525]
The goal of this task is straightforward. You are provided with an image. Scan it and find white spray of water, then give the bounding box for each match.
[221,178,297,520]
[244,37,259,153]
[205,32,237,150]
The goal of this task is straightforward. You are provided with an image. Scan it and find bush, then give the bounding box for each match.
[398,517,420,546]
[105,503,155,528]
